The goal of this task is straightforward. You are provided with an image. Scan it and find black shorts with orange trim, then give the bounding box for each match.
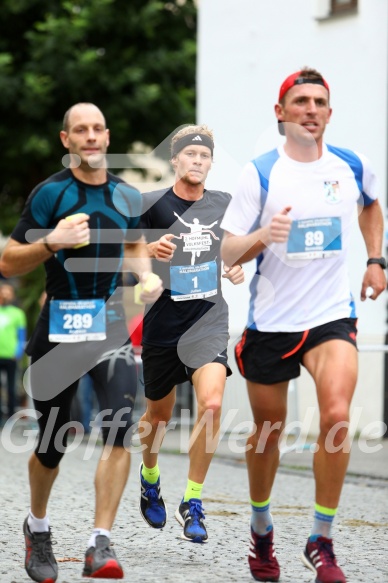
[234,318,358,385]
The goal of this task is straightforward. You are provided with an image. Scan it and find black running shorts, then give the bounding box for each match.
[142,339,232,401]
[235,318,358,385]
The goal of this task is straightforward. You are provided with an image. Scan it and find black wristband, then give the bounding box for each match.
[366,257,387,269]
[43,236,55,254]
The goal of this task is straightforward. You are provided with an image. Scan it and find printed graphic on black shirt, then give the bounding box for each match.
[170,211,221,301]
[172,211,219,265]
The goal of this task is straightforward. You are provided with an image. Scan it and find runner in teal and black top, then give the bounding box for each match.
[11,167,143,357]
[0,102,162,582]
[12,167,141,301]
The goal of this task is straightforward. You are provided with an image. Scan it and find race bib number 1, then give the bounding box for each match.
[49,298,106,342]
[170,261,217,301]
[287,217,342,260]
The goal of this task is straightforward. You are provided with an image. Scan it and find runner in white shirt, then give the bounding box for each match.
[225,143,378,332]
[221,68,386,583]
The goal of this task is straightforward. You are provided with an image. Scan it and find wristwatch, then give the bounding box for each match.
[366,257,387,269]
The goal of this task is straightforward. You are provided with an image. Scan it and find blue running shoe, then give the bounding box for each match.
[175,498,208,543]
[139,463,167,528]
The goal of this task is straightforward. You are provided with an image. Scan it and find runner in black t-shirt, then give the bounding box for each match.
[0,103,162,581]
[138,125,244,543]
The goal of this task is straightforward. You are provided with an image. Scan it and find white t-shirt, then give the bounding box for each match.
[221,144,378,332]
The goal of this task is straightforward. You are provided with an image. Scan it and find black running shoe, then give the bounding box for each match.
[175,498,208,543]
[23,518,58,583]
[139,462,167,528]
[82,534,123,579]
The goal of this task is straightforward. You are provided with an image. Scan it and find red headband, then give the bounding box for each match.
[278,71,330,102]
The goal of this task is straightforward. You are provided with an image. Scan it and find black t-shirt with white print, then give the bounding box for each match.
[140,187,232,347]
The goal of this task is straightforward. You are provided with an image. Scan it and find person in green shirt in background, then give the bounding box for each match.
[0,282,27,423]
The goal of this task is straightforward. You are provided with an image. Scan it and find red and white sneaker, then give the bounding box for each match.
[301,536,346,583]
[248,528,280,582]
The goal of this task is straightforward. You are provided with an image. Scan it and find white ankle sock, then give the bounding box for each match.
[88,528,111,548]
[28,510,50,533]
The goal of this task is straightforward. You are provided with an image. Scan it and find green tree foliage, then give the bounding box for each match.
[0,0,196,323]
[0,0,196,232]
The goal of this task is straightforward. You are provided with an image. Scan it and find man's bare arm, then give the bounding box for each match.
[221,207,292,266]
[0,214,90,277]
[0,238,55,277]
[123,237,163,302]
[358,199,387,300]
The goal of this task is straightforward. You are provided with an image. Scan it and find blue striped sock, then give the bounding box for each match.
[310,503,337,539]
[250,498,273,536]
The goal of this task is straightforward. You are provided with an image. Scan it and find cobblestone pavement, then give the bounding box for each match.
[1,421,387,583]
